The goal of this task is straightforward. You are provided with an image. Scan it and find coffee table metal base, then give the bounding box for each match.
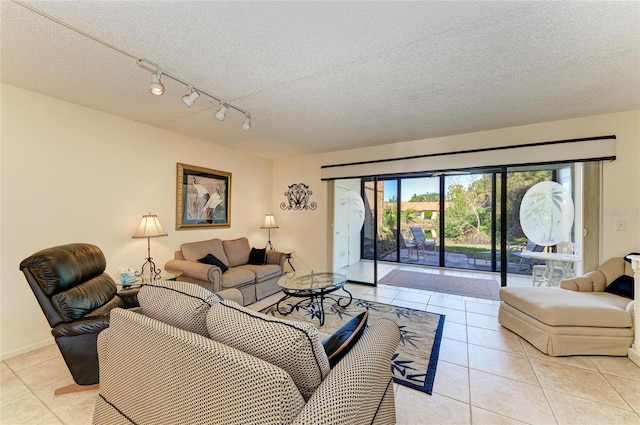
[276,286,352,326]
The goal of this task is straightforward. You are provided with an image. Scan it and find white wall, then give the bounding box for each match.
[1,84,274,359]
[274,110,640,272]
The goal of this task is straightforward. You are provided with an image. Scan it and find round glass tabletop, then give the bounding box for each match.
[278,270,347,291]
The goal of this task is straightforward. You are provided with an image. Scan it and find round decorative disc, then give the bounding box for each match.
[520,181,574,246]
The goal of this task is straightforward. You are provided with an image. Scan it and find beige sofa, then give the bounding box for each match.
[165,237,285,305]
[93,281,400,425]
[499,257,635,356]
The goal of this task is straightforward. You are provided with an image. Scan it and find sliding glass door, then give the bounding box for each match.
[442,173,497,270]
[332,163,580,287]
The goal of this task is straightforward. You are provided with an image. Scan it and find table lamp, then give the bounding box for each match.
[132,213,168,279]
[260,213,279,250]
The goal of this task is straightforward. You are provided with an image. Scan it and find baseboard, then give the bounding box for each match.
[1,339,55,361]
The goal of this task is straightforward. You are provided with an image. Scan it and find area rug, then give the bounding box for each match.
[378,269,500,300]
[261,296,445,395]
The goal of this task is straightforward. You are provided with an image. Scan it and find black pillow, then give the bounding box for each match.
[248,248,266,265]
[604,275,634,299]
[197,253,229,273]
[322,311,368,368]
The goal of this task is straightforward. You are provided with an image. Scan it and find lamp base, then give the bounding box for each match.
[135,257,162,280]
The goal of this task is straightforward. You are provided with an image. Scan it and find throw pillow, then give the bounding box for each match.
[180,238,228,265]
[248,247,266,265]
[198,253,229,273]
[138,281,220,336]
[605,275,634,299]
[322,311,368,368]
[206,300,330,401]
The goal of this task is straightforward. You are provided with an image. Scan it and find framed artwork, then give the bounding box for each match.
[176,163,231,229]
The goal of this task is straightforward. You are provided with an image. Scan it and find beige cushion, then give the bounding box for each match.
[220,268,256,288]
[180,238,229,266]
[206,300,330,401]
[499,287,632,328]
[235,264,282,283]
[222,237,251,267]
[138,281,221,336]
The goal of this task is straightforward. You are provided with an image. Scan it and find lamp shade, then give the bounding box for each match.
[260,214,279,229]
[132,213,168,238]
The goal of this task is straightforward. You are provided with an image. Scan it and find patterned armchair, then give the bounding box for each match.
[94,281,400,425]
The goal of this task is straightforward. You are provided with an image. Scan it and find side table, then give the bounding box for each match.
[117,269,183,290]
[116,270,183,306]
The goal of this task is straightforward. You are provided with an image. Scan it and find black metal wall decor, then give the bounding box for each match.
[280,183,317,210]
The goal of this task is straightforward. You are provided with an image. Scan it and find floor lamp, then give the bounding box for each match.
[132,213,168,279]
[261,214,279,251]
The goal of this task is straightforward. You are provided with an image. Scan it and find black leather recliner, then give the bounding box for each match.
[20,243,139,394]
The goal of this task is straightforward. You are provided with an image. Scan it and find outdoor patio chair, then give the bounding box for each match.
[392,229,419,260]
[509,240,545,271]
[410,226,437,256]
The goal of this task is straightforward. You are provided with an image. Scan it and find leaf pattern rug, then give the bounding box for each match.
[261,295,445,395]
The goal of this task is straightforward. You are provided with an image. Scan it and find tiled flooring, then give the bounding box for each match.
[2,267,639,424]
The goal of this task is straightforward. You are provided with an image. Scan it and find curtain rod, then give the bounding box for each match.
[321,135,616,170]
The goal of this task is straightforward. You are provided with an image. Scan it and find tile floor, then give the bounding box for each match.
[2,267,639,424]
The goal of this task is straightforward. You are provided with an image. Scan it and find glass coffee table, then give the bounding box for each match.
[276,270,352,326]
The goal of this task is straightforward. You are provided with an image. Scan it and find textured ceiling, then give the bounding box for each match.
[2,1,639,159]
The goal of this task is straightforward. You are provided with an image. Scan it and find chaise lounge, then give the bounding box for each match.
[499,256,635,356]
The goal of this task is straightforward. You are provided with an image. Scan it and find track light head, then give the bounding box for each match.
[150,71,164,96]
[242,114,252,131]
[181,88,200,107]
[215,104,228,121]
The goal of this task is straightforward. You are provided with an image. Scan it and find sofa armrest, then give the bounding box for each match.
[627,300,635,314]
[164,259,222,292]
[291,318,400,425]
[217,288,244,305]
[560,269,606,292]
[266,250,286,268]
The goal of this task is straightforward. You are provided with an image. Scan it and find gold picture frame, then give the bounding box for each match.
[176,163,231,229]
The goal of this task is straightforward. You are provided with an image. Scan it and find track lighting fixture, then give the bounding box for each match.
[143,62,251,130]
[13,0,253,132]
[149,71,164,96]
[181,87,200,107]
[242,115,252,131]
[215,104,228,121]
